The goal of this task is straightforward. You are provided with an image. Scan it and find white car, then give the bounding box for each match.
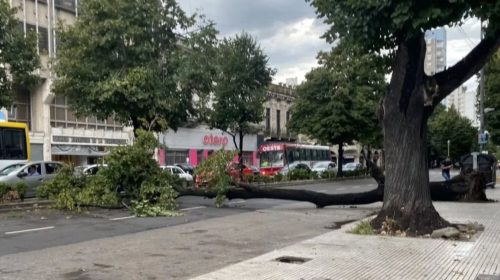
[75,164,108,176]
[161,165,193,185]
[312,161,336,174]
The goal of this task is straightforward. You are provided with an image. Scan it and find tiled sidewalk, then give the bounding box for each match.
[193,188,500,280]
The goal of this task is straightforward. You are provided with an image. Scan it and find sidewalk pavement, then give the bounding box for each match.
[194,188,500,280]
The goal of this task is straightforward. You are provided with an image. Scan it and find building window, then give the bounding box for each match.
[10,88,31,129]
[276,109,281,136]
[54,0,77,13]
[286,111,290,134]
[50,96,123,131]
[165,150,189,165]
[265,108,270,134]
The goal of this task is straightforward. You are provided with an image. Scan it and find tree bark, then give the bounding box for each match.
[174,172,490,209]
[337,142,344,177]
[238,129,244,180]
[373,35,449,234]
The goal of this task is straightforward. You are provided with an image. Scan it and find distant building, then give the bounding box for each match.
[446,86,479,126]
[262,84,296,142]
[285,77,298,87]
[424,28,447,76]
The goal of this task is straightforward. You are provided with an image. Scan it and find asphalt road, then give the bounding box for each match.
[0,178,379,257]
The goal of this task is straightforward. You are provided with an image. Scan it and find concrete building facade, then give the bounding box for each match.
[5,0,132,165]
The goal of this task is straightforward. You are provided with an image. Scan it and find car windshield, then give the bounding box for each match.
[0,164,24,176]
[344,163,357,168]
[313,162,329,169]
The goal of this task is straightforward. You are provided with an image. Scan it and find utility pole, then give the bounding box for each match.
[479,21,486,152]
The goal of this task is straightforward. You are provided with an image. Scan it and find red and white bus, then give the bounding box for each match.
[258,142,331,176]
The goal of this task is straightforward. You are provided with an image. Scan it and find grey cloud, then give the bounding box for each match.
[179,0,318,37]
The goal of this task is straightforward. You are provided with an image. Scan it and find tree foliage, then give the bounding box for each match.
[53,0,218,131]
[428,105,477,162]
[210,32,274,172]
[39,130,179,215]
[485,50,500,145]
[308,0,500,234]
[0,0,40,108]
[309,0,500,54]
[288,43,385,175]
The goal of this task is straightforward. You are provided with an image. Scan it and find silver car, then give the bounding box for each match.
[0,161,64,198]
[161,165,193,187]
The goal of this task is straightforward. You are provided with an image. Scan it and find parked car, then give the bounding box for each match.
[343,162,363,172]
[175,163,195,175]
[0,161,64,197]
[279,162,311,176]
[161,165,193,187]
[74,164,108,176]
[227,162,255,181]
[312,161,336,174]
[194,162,256,187]
[249,165,260,176]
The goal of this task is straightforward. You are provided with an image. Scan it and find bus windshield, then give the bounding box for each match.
[260,151,284,168]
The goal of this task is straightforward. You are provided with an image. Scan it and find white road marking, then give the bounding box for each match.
[5,226,55,235]
[337,187,346,191]
[109,216,135,221]
[227,200,246,205]
[179,206,206,211]
[353,185,361,189]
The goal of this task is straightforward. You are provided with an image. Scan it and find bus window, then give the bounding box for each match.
[0,128,27,160]
[312,149,317,160]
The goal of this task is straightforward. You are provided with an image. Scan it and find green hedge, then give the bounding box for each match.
[0,182,28,202]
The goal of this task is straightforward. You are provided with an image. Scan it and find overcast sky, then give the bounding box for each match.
[178,0,482,86]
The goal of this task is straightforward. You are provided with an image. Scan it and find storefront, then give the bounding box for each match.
[158,126,258,167]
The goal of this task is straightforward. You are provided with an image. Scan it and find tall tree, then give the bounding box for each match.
[288,44,385,177]
[0,0,39,108]
[484,50,500,146]
[210,33,274,177]
[53,0,218,132]
[428,105,478,162]
[309,0,500,233]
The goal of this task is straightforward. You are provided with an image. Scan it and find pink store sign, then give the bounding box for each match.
[203,134,229,147]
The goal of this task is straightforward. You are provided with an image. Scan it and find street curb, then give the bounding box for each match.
[252,175,372,188]
[0,199,53,213]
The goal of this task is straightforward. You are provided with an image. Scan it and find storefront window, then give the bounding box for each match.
[165,150,189,165]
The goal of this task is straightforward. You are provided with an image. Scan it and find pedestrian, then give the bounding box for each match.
[441,157,453,181]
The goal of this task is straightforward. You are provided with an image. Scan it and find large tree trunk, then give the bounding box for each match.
[372,35,449,234]
[175,172,490,208]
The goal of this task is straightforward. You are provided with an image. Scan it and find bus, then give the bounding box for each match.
[0,112,31,171]
[258,142,331,176]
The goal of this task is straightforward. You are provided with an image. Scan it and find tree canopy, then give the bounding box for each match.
[0,0,39,108]
[210,32,274,153]
[428,105,477,162]
[484,50,500,146]
[53,0,218,131]
[288,43,385,175]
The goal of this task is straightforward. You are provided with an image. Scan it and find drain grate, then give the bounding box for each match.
[275,256,311,264]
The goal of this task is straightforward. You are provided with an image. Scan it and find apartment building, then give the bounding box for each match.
[424,27,447,76]
[4,0,132,165]
[446,86,478,126]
